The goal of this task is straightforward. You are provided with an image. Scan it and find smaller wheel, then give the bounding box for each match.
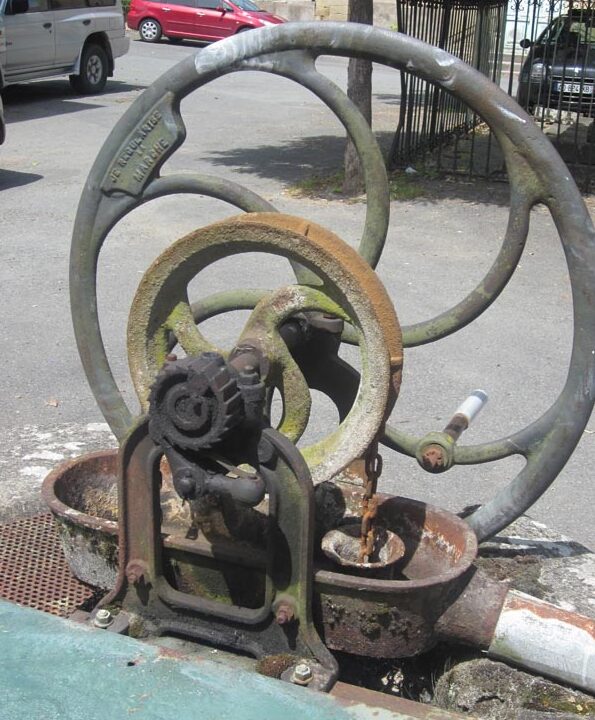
[139,18,162,43]
[70,44,108,94]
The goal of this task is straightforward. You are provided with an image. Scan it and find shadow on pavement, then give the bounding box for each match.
[374,92,401,106]
[2,80,145,121]
[204,130,512,206]
[203,131,395,184]
[131,36,209,49]
[0,168,43,190]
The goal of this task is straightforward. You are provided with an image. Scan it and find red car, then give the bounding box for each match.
[127,0,285,44]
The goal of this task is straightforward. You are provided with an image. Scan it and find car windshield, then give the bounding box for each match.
[541,15,595,46]
[233,0,262,10]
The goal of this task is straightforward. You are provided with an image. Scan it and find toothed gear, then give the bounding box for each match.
[148,352,243,451]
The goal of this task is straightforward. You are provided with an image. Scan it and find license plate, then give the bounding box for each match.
[557,81,594,94]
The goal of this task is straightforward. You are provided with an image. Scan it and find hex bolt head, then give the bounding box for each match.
[292,662,313,685]
[94,608,113,628]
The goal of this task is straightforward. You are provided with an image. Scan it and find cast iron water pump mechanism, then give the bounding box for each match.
[62,22,595,694]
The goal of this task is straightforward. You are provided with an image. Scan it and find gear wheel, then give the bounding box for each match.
[148,352,243,451]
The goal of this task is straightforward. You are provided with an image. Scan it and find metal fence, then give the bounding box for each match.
[389,0,595,189]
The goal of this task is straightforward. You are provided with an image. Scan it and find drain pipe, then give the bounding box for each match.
[488,590,595,693]
[437,569,595,694]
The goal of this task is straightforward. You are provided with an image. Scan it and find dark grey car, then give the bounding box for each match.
[517,11,595,117]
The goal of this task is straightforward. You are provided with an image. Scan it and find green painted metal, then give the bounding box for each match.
[0,600,369,719]
[70,22,595,541]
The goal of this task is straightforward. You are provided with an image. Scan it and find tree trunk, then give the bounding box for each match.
[342,0,373,196]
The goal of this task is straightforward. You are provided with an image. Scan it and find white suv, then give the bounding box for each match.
[0,0,129,94]
[0,95,5,143]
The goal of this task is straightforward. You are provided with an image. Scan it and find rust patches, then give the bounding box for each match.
[504,593,595,637]
[236,212,403,404]
[126,560,149,586]
[127,213,403,485]
[155,646,190,661]
[256,654,296,678]
[420,445,447,472]
[42,450,120,535]
[331,681,466,718]
[0,513,98,617]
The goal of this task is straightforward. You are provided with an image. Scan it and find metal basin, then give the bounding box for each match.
[42,450,119,589]
[321,522,406,571]
[43,450,478,658]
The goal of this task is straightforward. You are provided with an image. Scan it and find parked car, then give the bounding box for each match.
[0,0,129,94]
[0,95,5,144]
[517,11,595,117]
[127,0,285,44]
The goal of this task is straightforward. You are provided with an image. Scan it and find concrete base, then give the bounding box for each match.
[477,514,595,619]
[427,514,595,715]
[434,659,595,719]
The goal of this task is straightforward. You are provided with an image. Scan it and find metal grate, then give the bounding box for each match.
[0,513,98,617]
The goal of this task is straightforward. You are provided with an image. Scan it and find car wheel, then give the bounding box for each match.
[69,44,108,95]
[139,18,162,43]
[236,27,251,33]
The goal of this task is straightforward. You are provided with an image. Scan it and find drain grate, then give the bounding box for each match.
[0,513,98,617]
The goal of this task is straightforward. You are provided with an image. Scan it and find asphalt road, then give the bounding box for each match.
[1,34,593,549]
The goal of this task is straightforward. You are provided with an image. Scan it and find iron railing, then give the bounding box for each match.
[389,0,595,189]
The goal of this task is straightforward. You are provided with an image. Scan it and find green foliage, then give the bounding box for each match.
[287,172,345,199]
[288,169,425,202]
[121,0,130,17]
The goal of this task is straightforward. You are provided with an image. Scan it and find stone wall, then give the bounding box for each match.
[258,0,398,29]
[258,1,315,21]
[315,0,397,27]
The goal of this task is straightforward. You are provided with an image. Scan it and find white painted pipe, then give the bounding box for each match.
[454,389,488,425]
[488,590,595,694]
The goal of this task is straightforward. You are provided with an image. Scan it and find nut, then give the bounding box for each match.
[420,444,447,472]
[94,608,113,628]
[275,602,295,625]
[292,662,313,685]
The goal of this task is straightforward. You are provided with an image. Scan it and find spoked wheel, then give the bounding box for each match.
[70,43,108,94]
[126,213,402,484]
[71,23,595,541]
[139,18,162,43]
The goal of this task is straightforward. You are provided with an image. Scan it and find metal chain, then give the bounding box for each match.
[359,440,383,563]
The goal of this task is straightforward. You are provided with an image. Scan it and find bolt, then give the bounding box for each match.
[275,602,295,625]
[292,662,313,685]
[126,560,148,586]
[239,365,260,386]
[94,608,113,628]
[420,444,447,473]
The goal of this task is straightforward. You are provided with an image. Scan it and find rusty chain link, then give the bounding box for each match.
[359,441,383,563]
